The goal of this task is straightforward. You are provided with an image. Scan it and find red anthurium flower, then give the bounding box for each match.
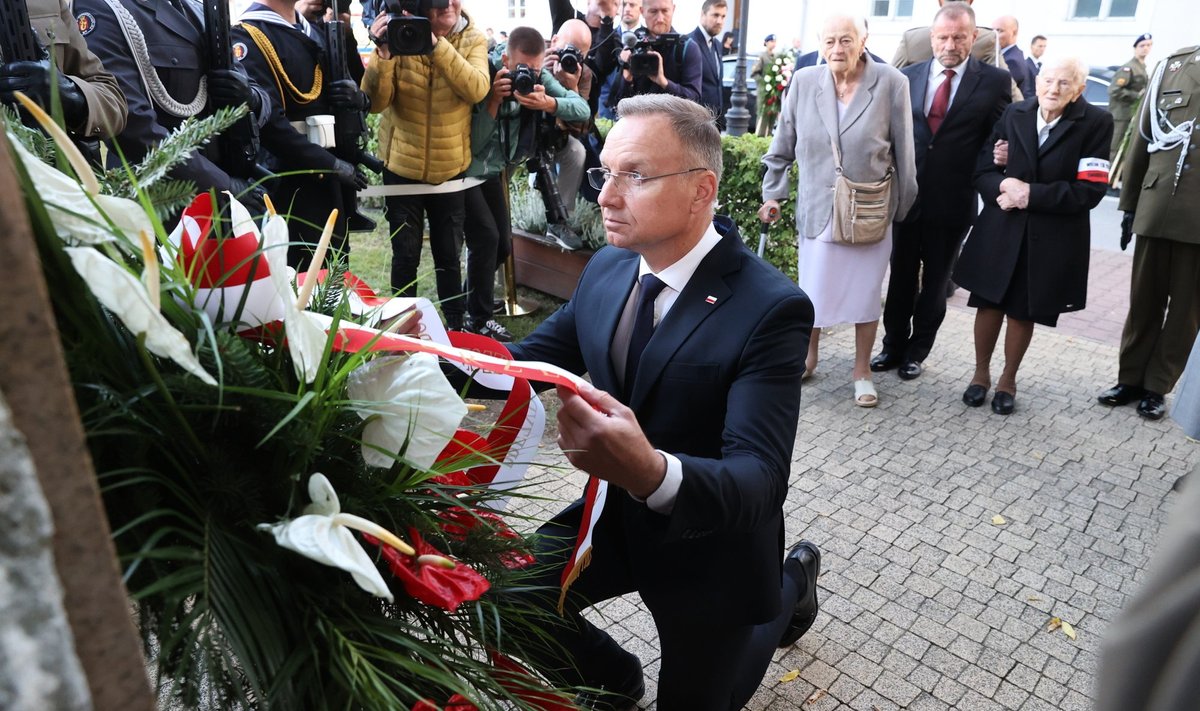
[489,652,576,711]
[438,508,535,570]
[365,528,490,611]
[410,694,477,711]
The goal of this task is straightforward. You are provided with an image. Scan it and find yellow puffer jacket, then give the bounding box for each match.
[362,13,489,184]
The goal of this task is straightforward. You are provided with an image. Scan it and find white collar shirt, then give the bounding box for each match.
[923,57,968,115]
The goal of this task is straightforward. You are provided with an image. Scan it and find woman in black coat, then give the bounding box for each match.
[953,56,1113,415]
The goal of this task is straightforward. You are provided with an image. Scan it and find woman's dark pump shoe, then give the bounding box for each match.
[962,384,987,407]
[992,391,1015,415]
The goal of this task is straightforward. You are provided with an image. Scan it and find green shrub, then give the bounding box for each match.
[718,132,798,282]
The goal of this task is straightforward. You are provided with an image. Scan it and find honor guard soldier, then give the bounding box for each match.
[1099,43,1200,420]
[233,0,368,268]
[1,0,127,140]
[73,0,272,209]
[1109,33,1153,168]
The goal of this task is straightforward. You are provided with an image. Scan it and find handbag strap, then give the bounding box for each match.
[830,134,844,175]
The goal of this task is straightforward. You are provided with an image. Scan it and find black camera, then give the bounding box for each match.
[511,63,537,95]
[627,29,681,79]
[552,45,583,75]
[381,0,448,56]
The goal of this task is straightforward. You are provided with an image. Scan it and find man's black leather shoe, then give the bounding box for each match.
[1137,391,1166,420]
[574,668,645,711]
[779,540,821,648]
[991,391,1015,415]
[962,384,987,407]
[870,352,902,372]
[1097,383,1144,406]
[897,360,923,380]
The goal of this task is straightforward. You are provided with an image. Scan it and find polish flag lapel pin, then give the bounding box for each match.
[705,295,718,305]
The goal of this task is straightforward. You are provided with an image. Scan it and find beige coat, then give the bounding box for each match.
[762,59,917,240]
[362,13,489,183]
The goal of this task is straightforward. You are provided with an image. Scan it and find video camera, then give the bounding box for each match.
[550,45,583,75]
[623,28,682,79]
[379,0,448,56]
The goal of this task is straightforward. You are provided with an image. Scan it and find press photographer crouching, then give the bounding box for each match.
[609,0,702,108]
[363,0,489,330]
[461,25,589,340]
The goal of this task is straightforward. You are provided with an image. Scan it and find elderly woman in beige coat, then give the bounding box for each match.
[760,15,917,407]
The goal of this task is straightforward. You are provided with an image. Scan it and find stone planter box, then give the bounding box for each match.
[510,228,596,301]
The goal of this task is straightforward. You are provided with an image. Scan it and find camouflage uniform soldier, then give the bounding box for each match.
[1109,32,1152,165]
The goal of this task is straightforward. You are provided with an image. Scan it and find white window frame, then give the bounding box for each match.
[870,0,914,20]
[508,0,526,19]
[1070,0,1139,19]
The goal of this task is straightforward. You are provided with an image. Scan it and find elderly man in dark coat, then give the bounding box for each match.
[953,55,1113,415]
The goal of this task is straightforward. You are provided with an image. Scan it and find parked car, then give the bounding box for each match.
[1083,66,1116,110]
[721,55,758,132]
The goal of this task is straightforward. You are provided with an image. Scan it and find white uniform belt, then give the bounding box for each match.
[358,177,484,198]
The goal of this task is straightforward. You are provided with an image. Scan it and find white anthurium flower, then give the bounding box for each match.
[8,130,152,247]
[64,246,216,385]
[259,473,416,601]
[257,201,327,383]
[347,353,468,470]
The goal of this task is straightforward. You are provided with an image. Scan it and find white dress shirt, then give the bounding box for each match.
[610,222,723,514]
[923,57,968,116]
[1036,110,1063,147]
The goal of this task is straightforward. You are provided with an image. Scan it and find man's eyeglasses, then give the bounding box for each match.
[586,167,708,193]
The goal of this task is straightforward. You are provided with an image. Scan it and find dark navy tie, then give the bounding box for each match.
[624,274,668,395]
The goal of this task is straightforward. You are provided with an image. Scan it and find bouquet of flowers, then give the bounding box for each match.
[4,95,580,710]
[759,50,796,134]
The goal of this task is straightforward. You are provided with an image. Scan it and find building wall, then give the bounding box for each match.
[464,0,1193,72]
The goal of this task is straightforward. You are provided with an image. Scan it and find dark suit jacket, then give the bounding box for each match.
[1025,55,1040,79]
[954,97,1113,316]
[900,58,1012,230]
[509,218,813,624]
[1002,45,1036,100]
[688,27,724,120]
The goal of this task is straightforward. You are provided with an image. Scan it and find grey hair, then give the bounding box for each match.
[1037,54,1088,87]
[615,94,724,184]
[818,14,868,42]
[934,1,976,28]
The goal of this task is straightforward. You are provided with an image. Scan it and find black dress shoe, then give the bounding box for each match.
[1137,391,1166,420]
[897,360,923,380]
[870,352,902,372]
[779,540,821,648]
[962,384,987,407]
[1097,383,1144,406]
[574,669,645,711]
[992,391,1015,415]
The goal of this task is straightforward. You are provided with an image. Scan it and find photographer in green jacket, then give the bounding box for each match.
[461,25,589,342]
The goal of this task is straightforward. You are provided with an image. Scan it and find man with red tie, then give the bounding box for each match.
[500,94,819,711]
[873,1,1012,380]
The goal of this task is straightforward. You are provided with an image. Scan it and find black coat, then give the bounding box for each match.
[900,58,1012,230]
[954,97,1113,317]
[688,26,723,121]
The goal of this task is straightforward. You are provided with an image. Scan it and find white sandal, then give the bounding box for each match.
[854,379,878,408]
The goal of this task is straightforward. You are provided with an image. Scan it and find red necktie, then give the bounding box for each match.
[927,69,955,134]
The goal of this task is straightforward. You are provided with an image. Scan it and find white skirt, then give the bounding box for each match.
[797,221,892,329]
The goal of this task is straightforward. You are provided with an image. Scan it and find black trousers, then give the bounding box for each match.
[501,497,798,711]
[881,219,969,363]
[383,170,467,322]
[279,174,349,271]
[462,177,511,324]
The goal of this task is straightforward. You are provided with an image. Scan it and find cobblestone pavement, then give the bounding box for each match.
[507,246,1194,710]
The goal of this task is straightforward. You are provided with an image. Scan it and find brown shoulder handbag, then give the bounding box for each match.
[830,137,893,246]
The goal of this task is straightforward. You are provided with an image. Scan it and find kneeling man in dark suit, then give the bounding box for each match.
[502,94,820,710]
